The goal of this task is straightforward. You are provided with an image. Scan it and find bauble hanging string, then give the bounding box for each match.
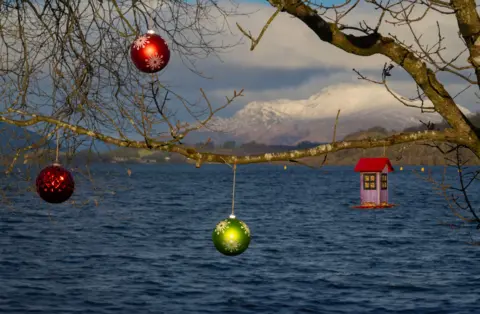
[212,162,251,256]
[231,163,236,218]
[130,13,170,74]
[35,129,75,204]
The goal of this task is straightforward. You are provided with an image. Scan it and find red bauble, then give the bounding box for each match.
[36,163,75,204]
[130,30,170,73]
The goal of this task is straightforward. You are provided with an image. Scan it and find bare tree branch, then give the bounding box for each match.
[236,4,283,51]
[264,0,480,156]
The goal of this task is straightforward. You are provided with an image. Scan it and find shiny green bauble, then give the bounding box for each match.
[212,216,251,256]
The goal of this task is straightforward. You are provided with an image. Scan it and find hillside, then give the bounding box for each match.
[52,112,480,166]
[301,115,480,166]
[0,123,58,167]
[190,113,480,166]
[0,123,52,153]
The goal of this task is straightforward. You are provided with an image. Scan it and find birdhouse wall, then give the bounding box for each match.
[380,188,388,203]
[380,166,389,203]
[360,172,380,204]
[376,172,381,204]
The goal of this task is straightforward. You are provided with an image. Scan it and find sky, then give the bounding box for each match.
[3,0,479,144]
[156,0,479,129]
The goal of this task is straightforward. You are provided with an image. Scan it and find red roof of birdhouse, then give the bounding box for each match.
[354,157,394,173]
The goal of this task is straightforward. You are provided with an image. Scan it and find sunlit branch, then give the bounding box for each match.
[236,4,283,51]
[0,108,467,165]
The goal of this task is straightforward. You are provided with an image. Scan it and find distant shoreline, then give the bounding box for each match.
[58,160,480,167]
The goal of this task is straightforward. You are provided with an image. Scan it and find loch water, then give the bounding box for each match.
[1,164,480,314]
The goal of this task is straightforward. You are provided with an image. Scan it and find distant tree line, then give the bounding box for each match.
[193,140,325,152]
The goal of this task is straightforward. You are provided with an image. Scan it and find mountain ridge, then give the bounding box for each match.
[194,83,473,145]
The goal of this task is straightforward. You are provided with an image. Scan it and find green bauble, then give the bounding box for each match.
[212,216,251,256]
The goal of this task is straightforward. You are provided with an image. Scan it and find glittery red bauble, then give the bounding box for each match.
[36,164,75,204]
[130,30,170,73]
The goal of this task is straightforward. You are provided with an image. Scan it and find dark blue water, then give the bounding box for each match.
[1,164,480,313]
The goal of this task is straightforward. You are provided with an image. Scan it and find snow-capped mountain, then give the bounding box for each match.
[202,83,472,145]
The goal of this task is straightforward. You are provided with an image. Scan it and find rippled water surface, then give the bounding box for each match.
[1,164,480,314]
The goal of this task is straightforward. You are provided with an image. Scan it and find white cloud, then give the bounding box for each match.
[213,71,359,104]
[233,81,471,119]
[217,1,466,71]
[210,69,479,122]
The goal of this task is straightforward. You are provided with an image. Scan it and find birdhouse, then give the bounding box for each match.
[352,157,396,209]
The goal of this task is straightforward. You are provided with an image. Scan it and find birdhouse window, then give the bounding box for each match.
[363,173,376,190]
[381,173,388,190]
